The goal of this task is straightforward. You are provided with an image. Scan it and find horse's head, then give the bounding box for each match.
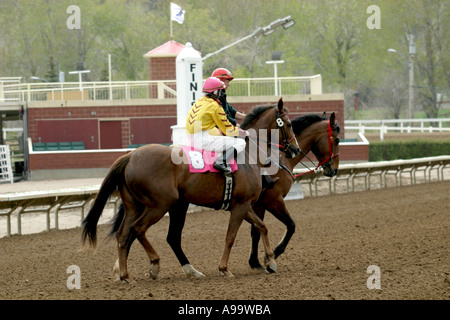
[272,98,301,159]
[241,98,301,159]
[292,112,340,177]
[313,112,340,177]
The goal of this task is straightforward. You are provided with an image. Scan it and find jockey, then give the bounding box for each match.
[212,67,276,189]
[211,68,246,126]
[185,77,248,174]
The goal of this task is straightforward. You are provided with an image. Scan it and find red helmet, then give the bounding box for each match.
[211,68,234,81]
[202,77,225,93]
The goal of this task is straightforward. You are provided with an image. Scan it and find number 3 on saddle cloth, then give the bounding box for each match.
[180,145,237,211]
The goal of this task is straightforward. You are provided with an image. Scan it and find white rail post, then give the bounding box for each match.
[171,42,203,145]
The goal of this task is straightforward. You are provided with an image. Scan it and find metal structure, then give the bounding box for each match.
[0,75,322,102]
[202,16,295,61]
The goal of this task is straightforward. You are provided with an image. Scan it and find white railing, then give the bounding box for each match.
[1,75,323,102]
[0,77,22,102]
[228,74,322,96]
[345,118,450,140]
[294,155,450,197]
[1,80,177,102]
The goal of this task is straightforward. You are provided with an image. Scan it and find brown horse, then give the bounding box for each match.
[82,98,300,281]
[248,112,341,269]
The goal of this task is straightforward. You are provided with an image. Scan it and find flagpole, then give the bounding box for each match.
[170,3,173,40]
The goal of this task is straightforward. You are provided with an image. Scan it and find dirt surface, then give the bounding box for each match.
[0,180,449,301]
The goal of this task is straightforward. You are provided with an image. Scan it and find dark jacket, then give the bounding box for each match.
[219,92,237,126]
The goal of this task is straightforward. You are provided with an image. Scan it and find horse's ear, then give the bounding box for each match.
[277,97,283,112]
[322,111,326,118]
[330,112,336,126]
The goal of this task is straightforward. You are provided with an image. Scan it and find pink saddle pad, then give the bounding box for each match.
[180,146,238,173]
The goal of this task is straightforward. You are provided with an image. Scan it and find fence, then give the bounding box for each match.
[294,155,450,197]
[345,118,450,140]
[0,187,120,237]
[1,155,449,238]
[0,75,322,102]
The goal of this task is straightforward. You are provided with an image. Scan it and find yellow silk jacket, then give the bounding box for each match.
[185,96,239,136]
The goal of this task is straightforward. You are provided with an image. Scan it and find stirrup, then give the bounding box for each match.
[262,175,279,189]
[213,162,231,174]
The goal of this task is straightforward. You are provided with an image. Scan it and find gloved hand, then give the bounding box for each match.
[238,127,249,138]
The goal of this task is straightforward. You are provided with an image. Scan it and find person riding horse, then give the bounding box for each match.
[185,77,248,174]
[211,68,246,127]
[189,73,276,188]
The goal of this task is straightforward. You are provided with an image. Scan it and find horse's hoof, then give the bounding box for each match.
[182,264,206,278]
[266,261,277,274]
[149,263,160,280]
[219,270,234,278]
[115,276,131,284]
[249,259,264,270]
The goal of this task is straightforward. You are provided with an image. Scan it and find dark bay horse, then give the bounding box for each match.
[82,98,300,281]
[248,112,341,269]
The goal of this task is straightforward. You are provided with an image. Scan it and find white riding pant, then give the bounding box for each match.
[187,130,246,155]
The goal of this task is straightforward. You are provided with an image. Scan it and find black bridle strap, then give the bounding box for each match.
[293,120,339,178]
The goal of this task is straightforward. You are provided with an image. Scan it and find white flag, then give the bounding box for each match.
[171,3,185,24]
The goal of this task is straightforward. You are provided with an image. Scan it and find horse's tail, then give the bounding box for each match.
[81,153,130,249]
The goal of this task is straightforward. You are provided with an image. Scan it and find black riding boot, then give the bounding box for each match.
[261,167,279,189]
[213,148,235,174]
[262,174,276,189]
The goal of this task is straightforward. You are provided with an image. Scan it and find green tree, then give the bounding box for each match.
[45,56,58,82]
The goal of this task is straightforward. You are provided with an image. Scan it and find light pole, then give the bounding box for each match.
[202,16,295,61]
[68,70,91,91]
[388,34,415,121]
[30,76,48,83]
[266,51,284,96]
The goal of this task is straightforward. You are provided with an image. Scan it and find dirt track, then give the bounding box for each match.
[0,181,449,300]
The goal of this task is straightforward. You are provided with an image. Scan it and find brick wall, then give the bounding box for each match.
[149,57,176,80]
[27,104,177,148]
[29,151,129,170]
[26,96,361,178]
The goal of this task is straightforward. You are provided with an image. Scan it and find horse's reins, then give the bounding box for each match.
[246,106,298,179]
[293,120,340,178]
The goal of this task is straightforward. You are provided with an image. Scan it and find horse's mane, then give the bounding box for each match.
[240,105,273,130]
[291,114,326,135]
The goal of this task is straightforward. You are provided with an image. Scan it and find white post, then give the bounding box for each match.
[171,42,203,145]
[266,60,284,96]
[108,54,112,100]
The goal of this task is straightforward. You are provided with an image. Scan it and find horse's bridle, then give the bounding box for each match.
[272,106,301,158]
[316,120,340,172]
[294,120,340,177]
[246,106,300,179]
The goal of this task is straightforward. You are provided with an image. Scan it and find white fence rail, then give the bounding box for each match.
[294,155,450,197]
[1,156,449,237]
[345,118,450,140]
[0,75,322,102]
